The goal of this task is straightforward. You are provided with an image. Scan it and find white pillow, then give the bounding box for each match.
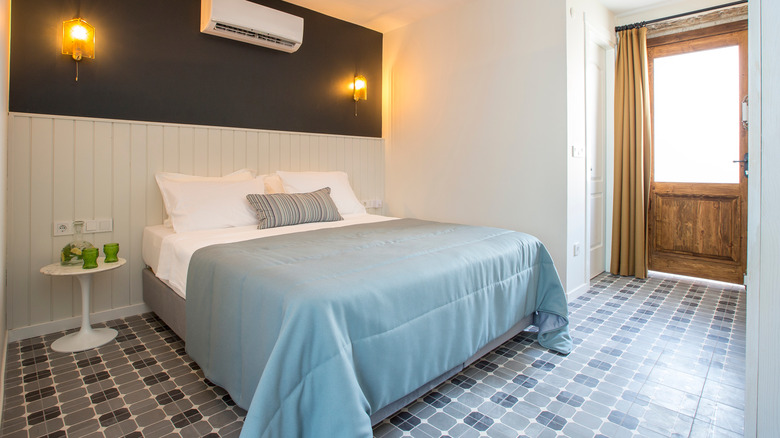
[276,171,366,215]
[156,169,254,227]
[262,174,285,194]
[164,178,265,233]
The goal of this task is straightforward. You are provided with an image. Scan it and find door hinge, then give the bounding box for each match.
[742,95,749,130]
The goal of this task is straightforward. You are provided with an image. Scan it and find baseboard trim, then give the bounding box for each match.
[7,303,150,343]
[567,282,590,302]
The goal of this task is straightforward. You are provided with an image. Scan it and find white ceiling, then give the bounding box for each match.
[285,0,681,33]
[286,0,470,33]
[597,0,682,16]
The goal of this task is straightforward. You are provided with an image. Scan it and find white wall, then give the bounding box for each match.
[6,113,385,337]
[383,0,614,293]
[565,0,615,295]
[746,1,780,435]
[384,0,570,287]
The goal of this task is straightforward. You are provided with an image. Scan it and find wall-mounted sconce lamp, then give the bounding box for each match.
[62,18,95,81]
[351,75,367,116]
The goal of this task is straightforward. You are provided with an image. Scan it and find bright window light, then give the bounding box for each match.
[653,45,740,184]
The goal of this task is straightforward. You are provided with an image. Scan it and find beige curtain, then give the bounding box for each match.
[611,27,652,278]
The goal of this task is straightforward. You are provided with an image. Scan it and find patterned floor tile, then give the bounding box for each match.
[3,315,244,437]
[2,272,746,437]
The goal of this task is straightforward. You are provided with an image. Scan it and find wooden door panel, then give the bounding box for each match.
[650,182,743,283]
[651,190,739,261]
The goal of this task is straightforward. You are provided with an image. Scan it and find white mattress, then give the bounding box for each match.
[142,214,397,298]
[142,224,176,274]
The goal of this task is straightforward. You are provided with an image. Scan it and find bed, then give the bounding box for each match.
[142,170,572,438]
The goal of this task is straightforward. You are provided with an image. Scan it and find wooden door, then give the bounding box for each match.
[647,23,748,284]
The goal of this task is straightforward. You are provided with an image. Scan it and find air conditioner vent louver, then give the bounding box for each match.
[214,22,296,48]
[201,0,303,53]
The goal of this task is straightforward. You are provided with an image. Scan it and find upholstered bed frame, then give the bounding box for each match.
[142,266,532,425]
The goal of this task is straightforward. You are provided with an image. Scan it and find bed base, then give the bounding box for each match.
[143,268,187,341]
[142,267,532,425]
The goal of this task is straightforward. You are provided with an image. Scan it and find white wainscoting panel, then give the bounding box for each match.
[7,113,385,332]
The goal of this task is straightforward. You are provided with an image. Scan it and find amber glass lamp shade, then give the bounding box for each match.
[353,75,367,101]
[62,18,95,61]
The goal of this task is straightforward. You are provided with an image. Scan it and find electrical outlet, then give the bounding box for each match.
[55,219,113,235]
[53,221,73,236]
[362,200,383,209]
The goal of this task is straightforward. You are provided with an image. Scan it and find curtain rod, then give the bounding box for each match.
[615,0,748,32]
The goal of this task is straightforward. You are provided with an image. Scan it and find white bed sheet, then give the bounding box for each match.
[144,214,397,298]
[143,225,176,274]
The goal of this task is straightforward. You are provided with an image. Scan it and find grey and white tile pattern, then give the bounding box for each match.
[2,315,245,438]
[2,272,745,437]
[374,273,746,438]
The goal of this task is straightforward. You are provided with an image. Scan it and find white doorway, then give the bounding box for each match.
[585,31,609,279]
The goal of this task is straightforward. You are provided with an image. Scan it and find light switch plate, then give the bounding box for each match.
[84,220,99,232]
[98,219,113,232]
[55,219,113,235]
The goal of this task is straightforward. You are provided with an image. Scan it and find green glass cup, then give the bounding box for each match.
[103,243,119,263]
[82,248,99,269]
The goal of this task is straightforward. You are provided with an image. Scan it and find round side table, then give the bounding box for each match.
[40,257,126,353]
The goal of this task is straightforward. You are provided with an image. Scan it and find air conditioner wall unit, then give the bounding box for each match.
[201,0,303,53]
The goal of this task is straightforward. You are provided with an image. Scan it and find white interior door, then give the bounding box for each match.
[586,38,607,279]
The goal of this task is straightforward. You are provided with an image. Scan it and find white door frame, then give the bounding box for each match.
[746,1,780,436]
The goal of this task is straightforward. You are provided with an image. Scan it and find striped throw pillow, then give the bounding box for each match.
[246,187,343,229]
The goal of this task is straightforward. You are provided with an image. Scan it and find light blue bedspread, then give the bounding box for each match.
[185,219,571,438]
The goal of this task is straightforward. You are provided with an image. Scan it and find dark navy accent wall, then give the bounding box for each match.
[9,0,382,137]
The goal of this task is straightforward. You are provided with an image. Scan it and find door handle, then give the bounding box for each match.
[733,152,748,178]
